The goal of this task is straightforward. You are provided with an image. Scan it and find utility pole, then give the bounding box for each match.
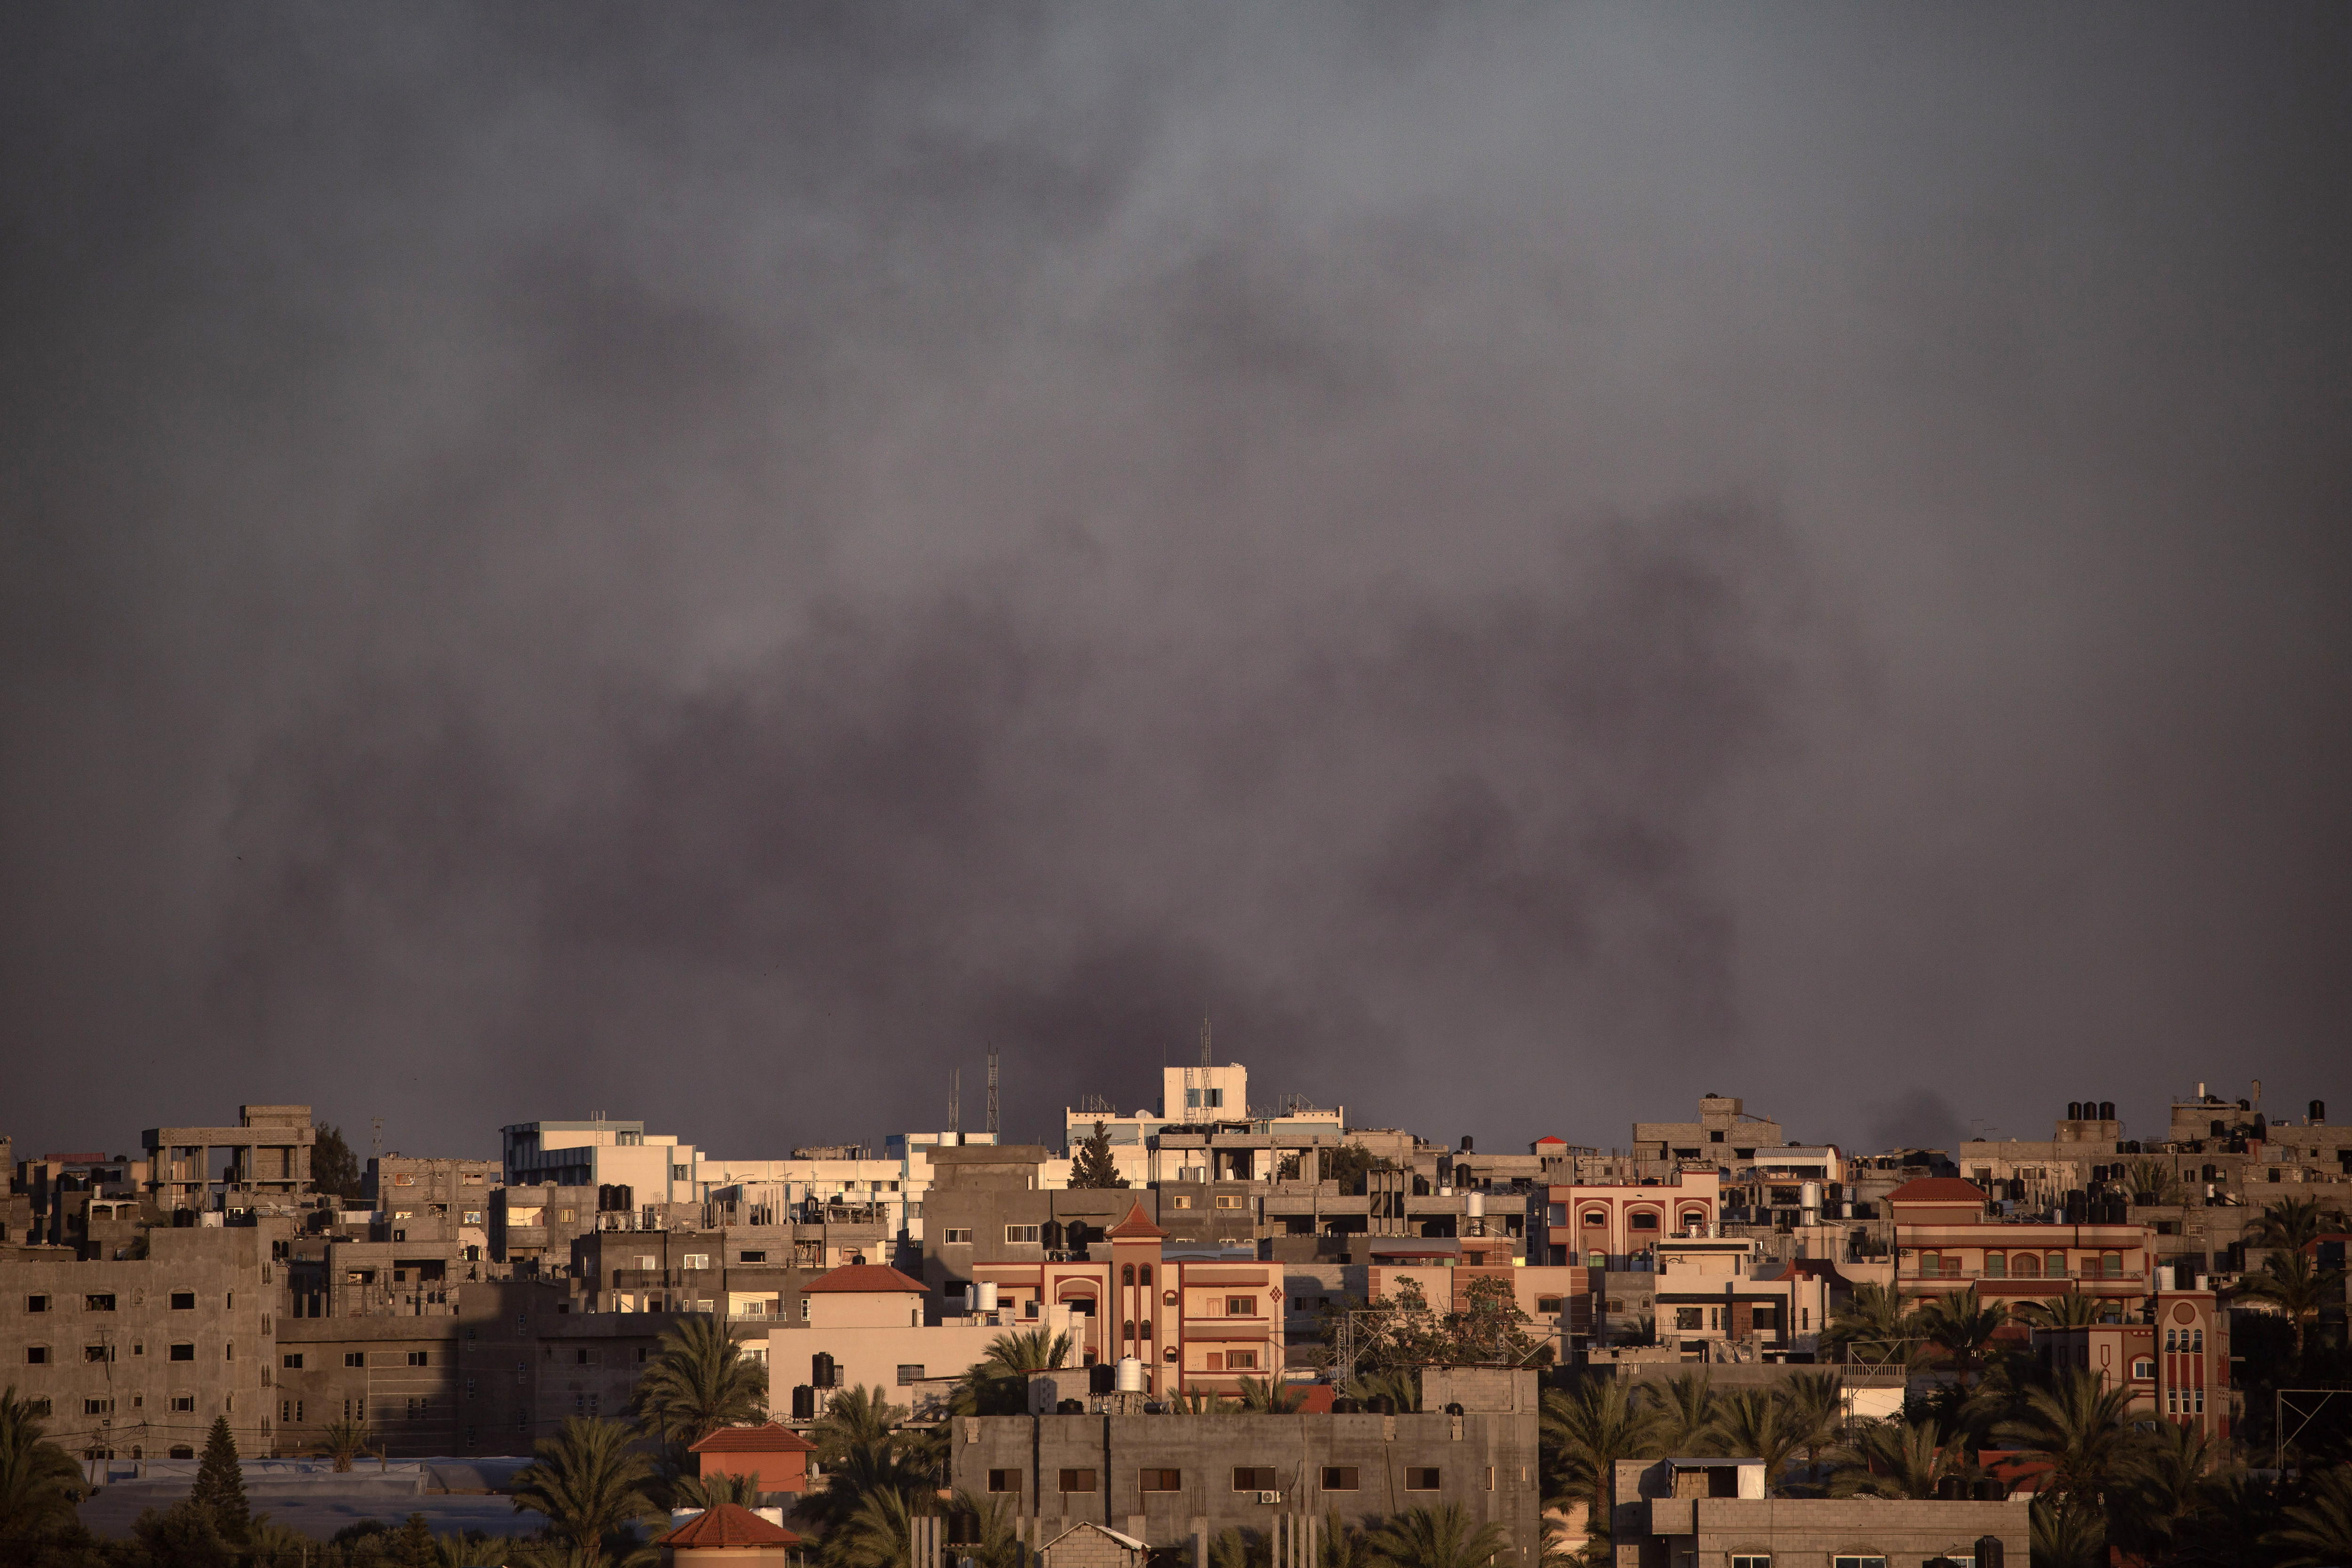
[949,1070,961,1140]
[987,1049,1000,1137]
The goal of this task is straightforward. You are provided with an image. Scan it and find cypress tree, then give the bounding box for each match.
[189,1415,251,1543]
[1068,1121,1129,1189]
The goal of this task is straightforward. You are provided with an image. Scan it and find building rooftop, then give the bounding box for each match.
[690,1422,816,1454]
[802,1264,927,1295]
[1888,1178,1991,1205]
[664,1504,801,1548]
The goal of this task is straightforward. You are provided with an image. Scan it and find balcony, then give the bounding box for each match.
[1901,1267,2143,1287]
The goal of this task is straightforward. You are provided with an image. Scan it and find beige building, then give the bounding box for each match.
[763,1263,1084,1417]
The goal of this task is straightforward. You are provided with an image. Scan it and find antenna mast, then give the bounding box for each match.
[949,1069,961,1139]
[986,1049,1001,1136]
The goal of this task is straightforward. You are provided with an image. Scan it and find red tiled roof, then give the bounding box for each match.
[1888,1178,1990,1205]
[690,1422,815,1454]
[664,1504,802,1548]
[1294,1385,1337,1414]
[1534,1137,1567,1146]
[1108,1202,1167,1240]
[802,1264,928,1294]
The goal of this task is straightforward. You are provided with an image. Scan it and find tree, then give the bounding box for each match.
[822,1481,935,1568]
[2249,1197,2350,1257]
[1343,1368,1420,1413]
[392,1512,438,1568]
[1820,1283,1922,1370]
[947,1490,1025,1568]
[0,1386,86,1552]
[628,1315,769,1454]
[318,1416,380,1472]
[1827,1418,1959,1499]
[130,1500,238,1568]
[1364,1503,1512,1568]
[804,1387,931,1534]
[1915,1287,2007,1386]
[1234,1376,1305,1413]
[2269,1463,2352,1568]
[1640,1372,1719,1457]
[952,1328,1073,1416]
[1442,1275,1549,1366]
[510,1416,659,1567]
[2233,1250,2347,1360]
[1994,1370,2144,1503]
[2011,1291,2106,1330]
[1707,1390,1804,1493]
[2113,1420,2228,1563]
[1776,1372,1849,1475]
[191,1414,252,1543]
[1319,1512,1373,1568]
[1068,1122,1130,1189]
[1317,1145,1396,1195]
[311,1122,365,1200]
[1539,1378,1662,1556]
[672,1469,763,1509]
[2028,1495,2107,1568]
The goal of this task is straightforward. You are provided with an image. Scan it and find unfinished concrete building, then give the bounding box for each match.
[143,1105,316,1216]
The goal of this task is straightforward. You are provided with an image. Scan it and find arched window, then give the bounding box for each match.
[1139,1265,1152,1286]
[1581,1211,1607,1228]
[1629,1210,1660,1232]
[1123,1319,1136,1343]
[1121,1264,1135,1286]
[1139,1319,1152,1341]
[2012,1253,2039,1278]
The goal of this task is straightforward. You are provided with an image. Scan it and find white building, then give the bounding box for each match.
[1061,1063,1347,1186]
[501,1119,706,1205]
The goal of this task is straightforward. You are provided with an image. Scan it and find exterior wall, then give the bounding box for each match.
[765,1309,1083,1417]
[143,1106,317,1213]
[1547,1173,1723,1270]
[1631,1098,1786,1162]
[2035,1289,2228,1440]
[1040,1524,1144,1568]
[1611,1460,2027,1568]
[0,1226,277,1459]
[577,1228,873,1323]
[370,1156,499,1256]
[968,1241,1284,1397]
[950,1405,1539,1556]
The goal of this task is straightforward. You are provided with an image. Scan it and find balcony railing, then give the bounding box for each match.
[1900,1267,2143,1285]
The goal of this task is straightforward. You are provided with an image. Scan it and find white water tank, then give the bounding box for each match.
[1799,1181,1822,1224]
[1464,1192,1486,1218]
[1116,1357,1147,1393]
[975,1281,999,1312]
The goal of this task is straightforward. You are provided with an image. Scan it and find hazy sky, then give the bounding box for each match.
[3,5,2346,1166]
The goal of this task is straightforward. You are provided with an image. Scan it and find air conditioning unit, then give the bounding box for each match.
[1256,1491,1281,1504]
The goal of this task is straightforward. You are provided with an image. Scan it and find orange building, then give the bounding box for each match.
[968,1203,1283,1397]
[1888,1178,2151,1312]
[689,1422,814,1496]
[1545,1170,1723,1269]
[2031,1285,2229,1442]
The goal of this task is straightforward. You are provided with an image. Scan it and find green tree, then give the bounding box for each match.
[1539,1378,1662,1557]
[2249,1197,2350,1257]
[1233,1376,1305,1413]
[1317,1145,1396,1195]
[1707,1390,1804,1493]
[191,1414,252,1544]
[672,1469,763,1509]
[2269,1463,2352,1568]
[822,1482,934,1568]
[392,1511,437,1568]
[1319,1512,1372,1568]
[1443,1275,1549,1366]
[951,1329,1073,1416]
[1915,1287,2007,1386]
[510,1416,659,1568]
[311,1122,366,1200]
[0,1386,87,1553]
[1342,1368,1420,1413]
[1363,1502,1511,1568]
[1827,1418,1959,1499]
[2011,1291,2106,1330]
[628,1316,769,1453]
[1776,1372,1849,1475]
[1994,1370,2144,1503]
[1068,1122,1130,1189]
[804,1387,931,1534]
[2028,1495,2107,1568]
[2233,1250,2348,1360]
[2114,1419,2228,1563]
[318,1416,380,1472]
[947,1490,1025,1568]
[130,1500,238,1568]
[1640,1372,1719,1457]
[1820,1283,1922,1370]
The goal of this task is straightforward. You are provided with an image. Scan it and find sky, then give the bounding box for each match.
[2,5,2347,1167]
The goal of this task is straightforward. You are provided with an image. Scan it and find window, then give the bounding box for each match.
[169,1291,196,1310]
[169,1343,195,1362]
[171,1396,195,1413]
[1226,1350,1258,1370]
[1535,1297,1564,1314]
[408,1351,430,1367]
[84,1345,111,1363]
[1058,1469,1097,1493]
[346,1352,367,1368]
[896,1364,926,1385]
[85,1399,112,1416]
[739,1251,767,1263]
[2102,1252,2124,1279]
[1142,1469,1184,1491]
[2012,1253,2040,1278]
[1321,1467,1359,1491]
[2046,1252,2066,1277]
[283,1353,304,1370]
[1215,1195,1243,1210]
[2132,1358,2154,1381]
[1172,1196,1196,1210]
[1730,1558,1772,1568]
[1006,1226,1041,1244]
[1226,1297,1257,1317]
[1830,1559,1887,1568]
[943,1229,973,1244]
[23,1399,50,1416]
[1675,1308,1704,1331]
[1984,1253,2006,1278]
[25,1295,48,1313]
[85,1294,116,1312]
[24,1345,48,1365]
[683,1254,710,1270]
[1405,1467,1442,1491]
[1122,1265,1136,1285]
[1581,1211,1606,1228]
[987,1470,1022,1495]
[1629,1212,1658,1232]
[2192,1328,2203,1352]
[1233,1468,1279,1492]
[1919,1254,1941,1278]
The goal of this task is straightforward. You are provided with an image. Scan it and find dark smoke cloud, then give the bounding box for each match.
[2,5,2347,1163]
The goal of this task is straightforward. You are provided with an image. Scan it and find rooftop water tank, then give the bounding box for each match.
[1117,1357,1147,1393]
[975,1281,999,1312]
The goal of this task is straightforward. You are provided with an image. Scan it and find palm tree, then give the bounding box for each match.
[1827,1418,1957,1499]
[1707,1391,1804,1493]
[1820,1283,1922,1370]
[2247,1196,2349,1256]
[2114,1420,2227,1563]
[824,1483,936,1568]
[949,1490,1025,1568]
[628,1316,769,1453]
[1319,1512,1373,1568]
[1210,1528,1270,1568]
[2011,1290,2106,1330]
[1234,1377,1306,1414]
[810,1385,907,1464]
[0,1387,86,1551]
[977,1328,1073,1376]
[2028,1495,2107,1568]
[1364,1503,1512,1568]
[805,1387,930,1534]
[2267,1463,2352,1568]
[1343,1368,1420,1413]
[316,1417,380,1473]
[673,1468,763,1509]
[1776,1372,1849,1479]
[1539,1379,1662,1553]
[1994,1370,2144,1503]
[1640,1372,1718,1457]
[2232,1250,2347,1360]
[510,1416,660,1568]
[1915,1288,2007,1386]
[1160,1388,1234,1415]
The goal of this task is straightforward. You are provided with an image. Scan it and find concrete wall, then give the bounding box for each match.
[949,1406,1540,1560]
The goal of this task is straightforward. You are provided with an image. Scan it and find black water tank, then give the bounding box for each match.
[1333,1397,1361,1414]
[1089,1361,1116,1394]
[792,1385,815,1420]
[1936,1474,1962,1499]
[1974,1479,2003,1500]
[812,1352,837,1389]
[1462,1135,1475,1154]
[2253,1114,2268,1139]
[2067,1101,2083,1121]
[2210,1120,2226,1138]
[1977,1533,2006,1568]
[2312,1099,2326,1124]
[2098,1101,2115,1121]
[1057,1399,1084,1414]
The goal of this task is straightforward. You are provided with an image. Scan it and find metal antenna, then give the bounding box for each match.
[949,1069,961,1138]
[987,1048,1001,1136]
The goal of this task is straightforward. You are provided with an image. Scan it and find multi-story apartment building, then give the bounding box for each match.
[1609,1457,2026,1568]
[1544,1170,1724,1272]
[1889,1178,2153,1315]
[965,1204,1284,1395]
[368,1155,500,1255]
[0,1225,281,1461]
[143,1105,315,1215]
[1060,1063,1349,1188]
[571,1224,883,1321]
[2028,1275,2230,1441]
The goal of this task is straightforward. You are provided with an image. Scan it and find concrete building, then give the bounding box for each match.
[1545,1170,1724,1272]
[1644,1237,1834,1363]
[689,1423,814,1496]
[1609,1456,2026,1568]
[501,1119,706,1208]
[1631,1098,1787,1165]
[1889,1178,2153,1315]
[368,1155,499,1256]
[0,1225,279,1460]
[765,1264,1086,1418]
[143,1105,315,1215]
[965,1204,1284,1396]
[1061,1063,1348,1188]
[2031,1276,2231,1442]
[947,1367,1540,1559]
[572,1225,883,1322]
